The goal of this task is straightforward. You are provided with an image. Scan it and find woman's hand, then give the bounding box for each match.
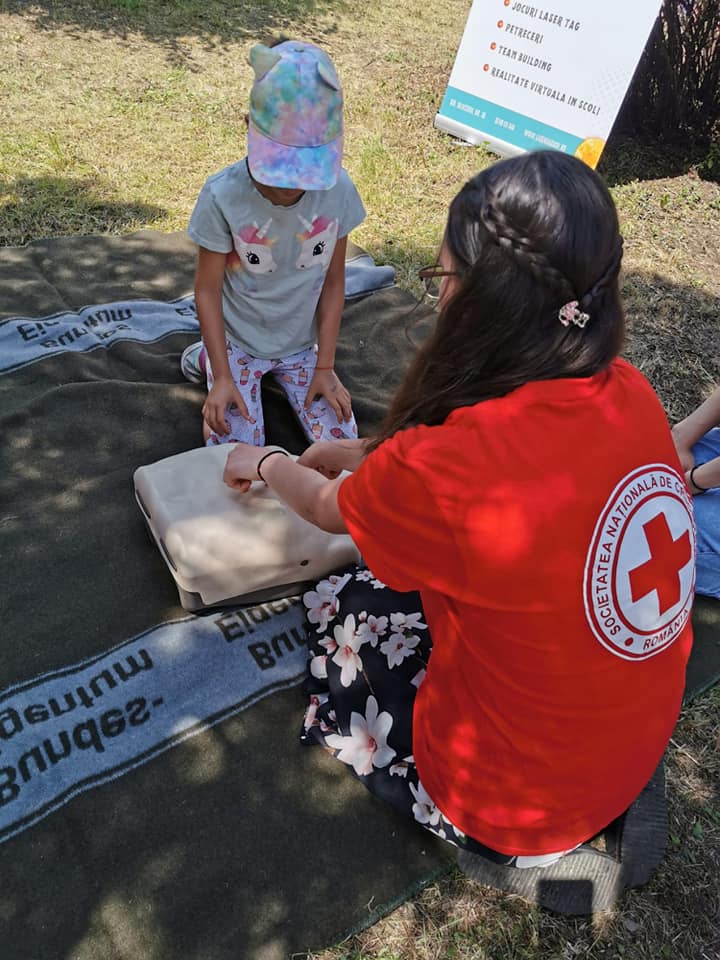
[297,439,366,478]
[223,443,275,493]
[203,375,253,437]
[304,368,352,423]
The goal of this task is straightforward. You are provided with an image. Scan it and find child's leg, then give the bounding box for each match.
[205,343,270,446]
[272,348,358,443]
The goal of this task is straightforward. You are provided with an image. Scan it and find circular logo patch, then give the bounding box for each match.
[584,464,695,661]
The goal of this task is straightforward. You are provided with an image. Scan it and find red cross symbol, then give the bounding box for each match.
[628,512,691,615]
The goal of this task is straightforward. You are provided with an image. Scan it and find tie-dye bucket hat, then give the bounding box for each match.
[247,41,344,191]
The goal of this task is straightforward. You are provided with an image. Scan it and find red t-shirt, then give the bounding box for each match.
[337,359,694,855]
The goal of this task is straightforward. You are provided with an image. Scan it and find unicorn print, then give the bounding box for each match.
[232,219,277,274]
[296,215,338,270]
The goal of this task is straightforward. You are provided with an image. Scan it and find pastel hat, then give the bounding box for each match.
[247,41,344,191]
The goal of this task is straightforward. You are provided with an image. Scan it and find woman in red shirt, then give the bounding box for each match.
[223,151,694,869]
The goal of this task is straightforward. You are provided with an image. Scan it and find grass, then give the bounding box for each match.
[1,2,720,958]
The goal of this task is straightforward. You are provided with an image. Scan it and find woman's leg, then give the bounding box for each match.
[300,563,571,866]
[204,342,269,446]
[692,428,720,598]
[272,348,358,443]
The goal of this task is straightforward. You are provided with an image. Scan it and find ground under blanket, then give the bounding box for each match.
[1,231,718,960]
[0,231,448,960]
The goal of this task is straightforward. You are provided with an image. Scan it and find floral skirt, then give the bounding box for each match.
[299,562,570,868]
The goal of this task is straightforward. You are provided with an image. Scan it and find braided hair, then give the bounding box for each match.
[370,150,625,447]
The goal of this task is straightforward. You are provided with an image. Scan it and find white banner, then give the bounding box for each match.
[436,0,662,167]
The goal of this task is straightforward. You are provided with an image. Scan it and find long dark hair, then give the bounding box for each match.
[369,151,625,450]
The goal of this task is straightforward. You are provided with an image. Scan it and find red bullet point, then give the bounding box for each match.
[504,0,510,5]
[497,20,504,28]
[490,41,497,49]
[483,63,489,71]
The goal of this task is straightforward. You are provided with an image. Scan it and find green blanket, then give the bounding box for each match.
[0,230,716,960]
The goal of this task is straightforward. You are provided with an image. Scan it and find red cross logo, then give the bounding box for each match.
[628,512,692,615]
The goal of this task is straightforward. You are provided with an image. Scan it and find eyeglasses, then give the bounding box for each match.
[418,263,460,301]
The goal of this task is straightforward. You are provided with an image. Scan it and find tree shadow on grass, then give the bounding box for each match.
[620,269,720,424]
[0,175,166,246]
[598,135,710,187]
[2,0,347,65]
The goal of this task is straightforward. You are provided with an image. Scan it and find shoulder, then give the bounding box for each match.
[201,159,250,199]
[337,167,357,188]
[607,358,668,414]
[610,357,654,389]
[326,167,361,199]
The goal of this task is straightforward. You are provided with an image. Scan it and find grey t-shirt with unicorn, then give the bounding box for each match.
[187,159,366,359]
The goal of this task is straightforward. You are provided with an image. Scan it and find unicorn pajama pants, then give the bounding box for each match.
[205,342,359,446]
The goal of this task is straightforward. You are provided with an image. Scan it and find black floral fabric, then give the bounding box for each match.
[299,562,559,866]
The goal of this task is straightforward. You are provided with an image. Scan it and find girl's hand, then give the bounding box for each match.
[203,376,254,436]
[304,368,352,423]
[223,443,273,493]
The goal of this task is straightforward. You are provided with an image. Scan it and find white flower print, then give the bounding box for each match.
[409,780,441,826]
[328,573,352,588]
[390,611,427,634]
[389,755,415,778]
[410,669,426,688]
[371,578,387,590]
[325,695,396,776]
[310,655,328,679]
[356,614,388,648]
[380,632,420,668]
[319,634,338,655]
[303,573,352,633]
[330,614,364,687]
[355,568,375,582]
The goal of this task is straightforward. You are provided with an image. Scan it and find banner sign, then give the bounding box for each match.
[436,0,662,167]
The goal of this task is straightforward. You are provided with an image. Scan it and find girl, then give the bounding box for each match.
[222,151,693,877]
[186,40,365,446]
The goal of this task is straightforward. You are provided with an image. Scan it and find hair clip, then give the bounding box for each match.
[558,301,590,328]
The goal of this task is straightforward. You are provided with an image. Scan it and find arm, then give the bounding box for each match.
[297,437,369,478]
[223,444,347,533]
[672,384,720,471]
[304,237,352,422]
[687,457,720,495]
[194,247,252,434]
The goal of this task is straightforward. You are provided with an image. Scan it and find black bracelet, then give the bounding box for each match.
[690,465,711,493]
[256,448,289,483]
